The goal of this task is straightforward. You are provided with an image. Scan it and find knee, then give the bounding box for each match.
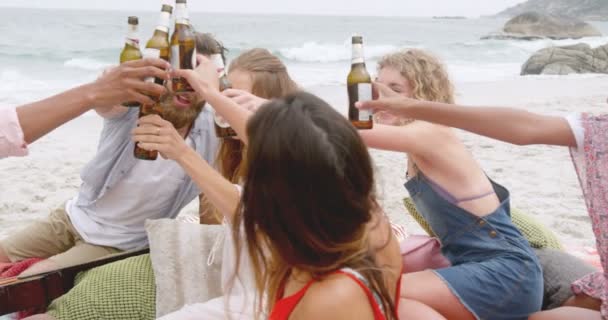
[0,244,11,263]
[19,260,60,277]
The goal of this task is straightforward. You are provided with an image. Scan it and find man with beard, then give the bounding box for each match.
[0,35,221,277]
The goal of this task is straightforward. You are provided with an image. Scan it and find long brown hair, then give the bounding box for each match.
[233,91,397,319]
[218,48,298,183]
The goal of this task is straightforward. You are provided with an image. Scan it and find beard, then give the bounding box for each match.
[158,92,205,129]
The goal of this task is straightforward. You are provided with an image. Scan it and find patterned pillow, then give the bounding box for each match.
[403,197,563,250]
[46,254,155,320]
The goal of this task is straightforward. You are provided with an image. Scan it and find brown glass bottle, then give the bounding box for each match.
[134,5,173,160]
[347,35,373,130]
[210,54,237,138]
[170,0,196,92]
[120,16,143,107]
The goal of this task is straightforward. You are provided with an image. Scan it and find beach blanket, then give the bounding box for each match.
[0,258,45,319]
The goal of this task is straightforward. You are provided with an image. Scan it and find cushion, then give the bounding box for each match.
[46,254,155,320]
[403,197,563,250]
[535,248,597,310]
[145,219,225,318]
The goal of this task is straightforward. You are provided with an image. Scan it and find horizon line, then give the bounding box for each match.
[0,5,494,19]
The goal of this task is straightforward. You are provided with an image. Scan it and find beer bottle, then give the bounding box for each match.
[170,0,197,92]
[210,53,237,138]
[120,16,143,108]
[134,5,173,160]
[347,35,373,130]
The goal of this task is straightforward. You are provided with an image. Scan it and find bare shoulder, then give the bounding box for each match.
[294,273,377,320]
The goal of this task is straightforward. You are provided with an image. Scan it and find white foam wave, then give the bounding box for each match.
[279,42,400,63]
[64,58,111,71]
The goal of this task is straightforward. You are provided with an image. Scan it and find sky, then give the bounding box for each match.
[0,0,528,17]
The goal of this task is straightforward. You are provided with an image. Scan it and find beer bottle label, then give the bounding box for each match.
[143,48,161,83]
[170,44,180,70]
[214,114,231,128]
[357,83,372,121]
[170,45,196,70]
[207,105,230,128]
[352,43,364,64]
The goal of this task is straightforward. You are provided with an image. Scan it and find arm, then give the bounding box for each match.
[359,121,452,156]
[178,148,240,221]
[15,58,169,143]
[357,96,576,147]
[406,101,576,147]
[133,115,240,222]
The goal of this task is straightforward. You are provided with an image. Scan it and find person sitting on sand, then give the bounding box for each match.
[354,49,543,320]
[132,55,444,319]
[0,58,169,159]
[0,33,221,277]
[356,94,608,320]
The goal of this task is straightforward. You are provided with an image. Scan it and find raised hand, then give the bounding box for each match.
[171,54,220,98]
[92,58,170,107]
[131,115,190,160]
[222,89,268,112]
[356,81,422,121]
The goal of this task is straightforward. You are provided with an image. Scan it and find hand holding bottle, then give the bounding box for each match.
[356,82,422,121]
[171,54,220,99]
[131,114,190,161]
[91,58,170,108]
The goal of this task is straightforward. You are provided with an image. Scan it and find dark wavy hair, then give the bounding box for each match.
[231,91,397,319]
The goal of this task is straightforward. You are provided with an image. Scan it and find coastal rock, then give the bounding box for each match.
[521,43,608,75]
[497,0,608,22]
[483,12,602,41]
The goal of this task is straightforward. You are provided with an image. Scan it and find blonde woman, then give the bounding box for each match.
[358,49,543,320]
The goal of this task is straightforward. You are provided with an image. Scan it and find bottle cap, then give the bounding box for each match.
[128,16,139,25]
[161,4,173,14]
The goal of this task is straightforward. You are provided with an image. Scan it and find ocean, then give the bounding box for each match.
[1,7,608,109]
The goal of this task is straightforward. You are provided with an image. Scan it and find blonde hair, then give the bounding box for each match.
[378,49,454,104]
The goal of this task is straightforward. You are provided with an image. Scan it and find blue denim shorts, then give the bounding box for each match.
[405,174,543,320]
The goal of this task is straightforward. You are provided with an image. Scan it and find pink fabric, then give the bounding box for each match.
[400,235,451,274]
[0,258,43,278]
[569,113,608,318]
[0,258,45,319]
[0,107,28,158]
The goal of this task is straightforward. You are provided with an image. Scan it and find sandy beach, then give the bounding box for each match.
[1,75,607,248]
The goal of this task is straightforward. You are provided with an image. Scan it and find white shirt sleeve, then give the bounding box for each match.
[565,113,584,151]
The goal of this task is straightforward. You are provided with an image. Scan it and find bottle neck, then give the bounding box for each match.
[125,24,140,48]
[210,54,227,76]
[175,3,189,25]
[351,43,365,65]
[155,11,171,33]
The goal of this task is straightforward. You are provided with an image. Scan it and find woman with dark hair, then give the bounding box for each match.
[133,57,442,319]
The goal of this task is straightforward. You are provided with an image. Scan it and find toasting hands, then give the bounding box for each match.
[131,115,189,161]
[93,58,170,107]
[171,54,220,98]
[357,81,422,123]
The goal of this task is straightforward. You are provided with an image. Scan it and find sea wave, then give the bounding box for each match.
[278,42,401,63]
[64,57,111,71]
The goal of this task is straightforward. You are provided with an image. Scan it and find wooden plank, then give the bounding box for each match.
[0,248,149,315]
